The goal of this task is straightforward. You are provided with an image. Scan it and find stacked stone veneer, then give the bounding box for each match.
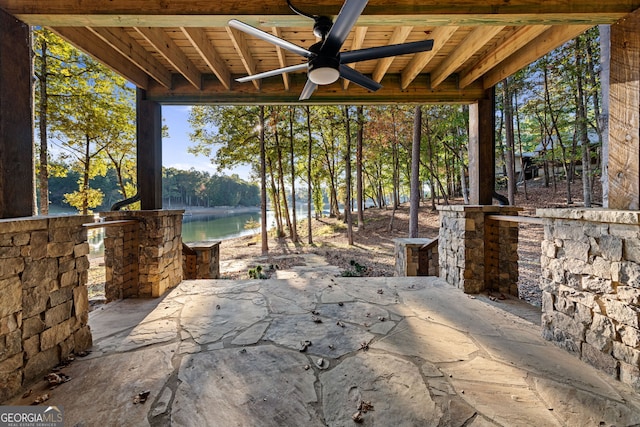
[101,210,183,298]
[539,208,640,389]
[438,205,520,295]
[394,238,439,277]
[0,215,93,401]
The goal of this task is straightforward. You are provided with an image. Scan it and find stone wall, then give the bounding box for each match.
[394,238,439,277]
[102,210,183,298]
[539,208,640,389]
[183,240,221,280]
[0,215,93,401]
[438,205,520,294]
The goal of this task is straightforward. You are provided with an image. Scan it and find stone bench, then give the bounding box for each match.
[182,240,221,279]
[394,238,439,277]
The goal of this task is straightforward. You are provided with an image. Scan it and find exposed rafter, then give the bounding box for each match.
[181,27,231,90]
[87,27,172,89]
[6,0,634,104]
[52,27,150,89]
[430,26,504,88]
[458,25,551,89]
[134,27,202,90]
[372,26,413,83]
[343,26,368,90]
[226,25,260,90]
[271,27,291,91]
[400,26,458,89]
[482,24,592,89]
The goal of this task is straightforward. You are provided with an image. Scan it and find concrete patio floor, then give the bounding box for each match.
[7,260,640,426]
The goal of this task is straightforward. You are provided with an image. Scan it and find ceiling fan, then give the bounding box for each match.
[229,0,434,100]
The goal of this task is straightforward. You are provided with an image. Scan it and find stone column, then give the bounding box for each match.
[438,205,520,294]
[102,210,184,299]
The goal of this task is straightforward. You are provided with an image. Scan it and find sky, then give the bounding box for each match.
[162,106,252,180]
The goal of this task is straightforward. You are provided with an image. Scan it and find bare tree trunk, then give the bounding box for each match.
[289,107,298,242]
[259,106,269,254]
[305,106,313,244]
[272,113,293,236]
[356,105,365,229]
[514,88,528,199]
[82,134,91,215]
[575,36,592,207]
[267,156,283,237]
[344,106,353,245]
[409,106,421,238]
[543,64,572,204]
[503,79,517,205]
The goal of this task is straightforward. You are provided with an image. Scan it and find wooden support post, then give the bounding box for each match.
[469,88,495,205]
[0,10,34,218]
[137,89,163,210]
[608,9,640,210]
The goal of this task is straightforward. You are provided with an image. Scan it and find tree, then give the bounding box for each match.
[409,106,421,238]
[39,32,136,215]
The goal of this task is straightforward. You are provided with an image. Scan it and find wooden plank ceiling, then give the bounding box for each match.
[1,0,639,104]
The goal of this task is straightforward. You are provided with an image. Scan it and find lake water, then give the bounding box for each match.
[88,208,310,255]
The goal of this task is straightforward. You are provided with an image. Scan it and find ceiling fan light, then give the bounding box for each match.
[308,67,340,85]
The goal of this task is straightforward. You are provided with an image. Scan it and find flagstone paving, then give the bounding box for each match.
[6,260,640,426]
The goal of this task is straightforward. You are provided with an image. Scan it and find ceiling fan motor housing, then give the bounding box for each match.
[308,54,340,84]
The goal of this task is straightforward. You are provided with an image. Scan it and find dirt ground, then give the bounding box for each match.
[87,176,601,308]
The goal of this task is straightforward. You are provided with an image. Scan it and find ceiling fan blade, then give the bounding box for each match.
[339,65,382,92]
[341,39,434,64]
[228,19,313,58]
[299,80,318,100]
[236,63,309,83]
[321,0,368,55]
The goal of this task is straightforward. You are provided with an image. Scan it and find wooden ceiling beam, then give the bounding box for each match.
[134,26,202,90]
[271,27,291,91]
[400,26,458,89]
[87,27,172,89]
[181,27,232,90]
[343,26,368,90]
[372,26,413,83]
[52,27,149,89]
[430,26,504,88]
[8,14,627,28]
[2,0,636,26]
[482,24,592,89]
[458,25,551,89]
[226,26,260,90]
[146,74,486,105]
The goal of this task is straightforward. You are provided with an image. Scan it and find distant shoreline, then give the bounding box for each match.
[180,205,260,218]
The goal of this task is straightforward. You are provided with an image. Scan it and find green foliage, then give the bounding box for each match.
[63,187,104,214]
[248,265,267,279]
[341,260,367,277]
[162,167,259,208]
[33,28,137,215]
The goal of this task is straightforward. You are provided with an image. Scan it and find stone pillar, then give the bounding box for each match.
[538,208,640,390]
[102,210,184,299]
[0,10,34,218]
[438,205,520,294]
[394,238,438,277]
[0,215,93,401]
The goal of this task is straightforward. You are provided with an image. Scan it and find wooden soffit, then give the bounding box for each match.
[2,0,639,104]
